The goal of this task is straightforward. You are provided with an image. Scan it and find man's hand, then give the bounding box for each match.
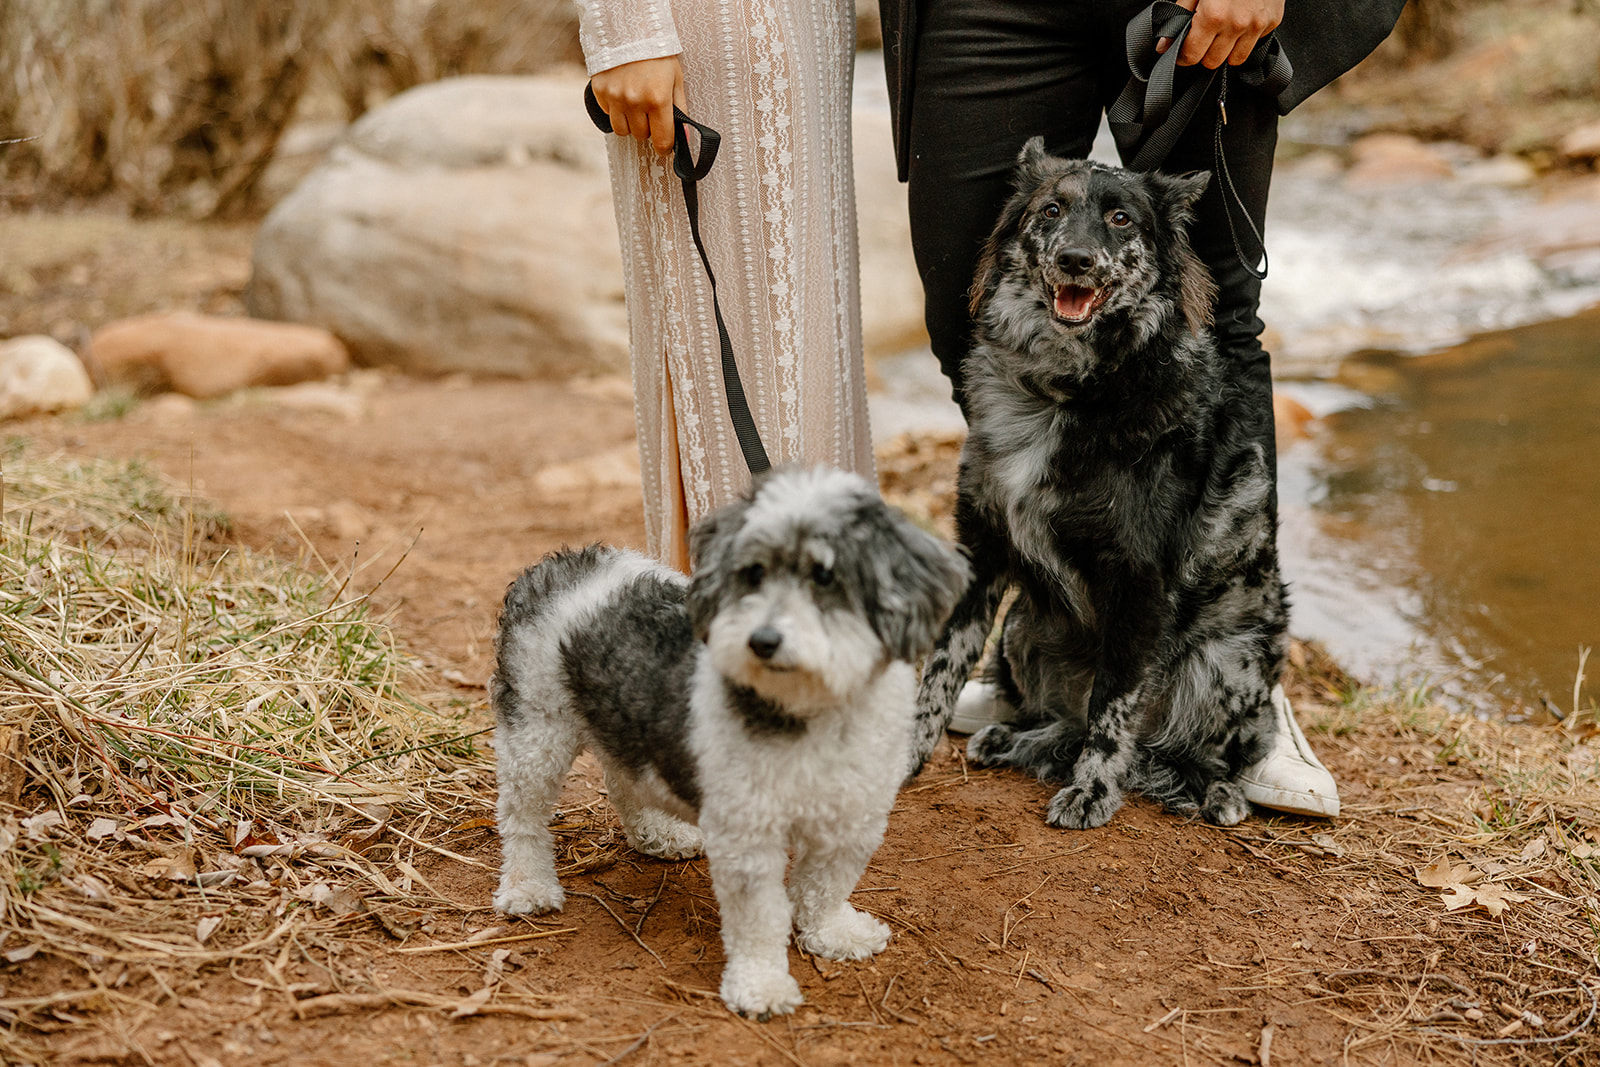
[1157,0,1284,69]
[590,55,687,155]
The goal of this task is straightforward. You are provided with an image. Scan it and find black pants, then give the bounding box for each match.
[907,0,1279,463]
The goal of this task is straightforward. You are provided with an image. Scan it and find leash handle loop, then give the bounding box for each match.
[1107,2,1291,279]
[584,83,769,475]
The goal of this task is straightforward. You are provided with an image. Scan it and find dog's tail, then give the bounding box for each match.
[492,544,626,727]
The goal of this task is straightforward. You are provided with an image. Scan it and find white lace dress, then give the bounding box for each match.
[579,0,875,570]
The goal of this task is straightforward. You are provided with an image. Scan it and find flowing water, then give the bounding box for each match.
[1278,315,1600,716]
[1267,148,1600,715]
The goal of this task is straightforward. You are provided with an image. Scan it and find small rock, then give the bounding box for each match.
[1273,392,1316,451]
[89,311,349,400]
[1344,134,1454,188]
[1559,120,1600,163]
[136,393,199,424]
[264,381,368,421]
[531,444,642,494]
[0,335,95,420]
[1456,154,1537,187]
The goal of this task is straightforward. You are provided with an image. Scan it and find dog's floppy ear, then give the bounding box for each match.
[686,496,750,641]
[1146,170,1218,335]
[846,503,971,661]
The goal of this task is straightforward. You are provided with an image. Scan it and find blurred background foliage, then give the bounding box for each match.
[0,0,1594,217]
[0,0,581,216]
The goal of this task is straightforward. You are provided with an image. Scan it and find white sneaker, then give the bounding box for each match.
[947,680,1017,735]
[1238,685,1341,817]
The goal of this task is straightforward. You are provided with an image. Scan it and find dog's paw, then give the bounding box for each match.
[796,906,891,961]
[1046,778,1123,829]
[966,723,1017,766]
[625,813,704,860]
[1200,780,1250,826]
[493,877,564,916]
[720,962,803,1021]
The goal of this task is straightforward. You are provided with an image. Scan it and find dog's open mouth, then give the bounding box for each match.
[1052,283,1108,324]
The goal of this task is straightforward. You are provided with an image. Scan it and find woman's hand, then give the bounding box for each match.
[590,55,687,156]
[1158,0,1284,69]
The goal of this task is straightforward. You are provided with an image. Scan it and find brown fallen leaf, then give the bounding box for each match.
[1417,857,1479,888]
[1471,884,1532,916]
[1441,883,1531,916]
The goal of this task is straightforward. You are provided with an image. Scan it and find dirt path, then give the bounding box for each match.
[13,375,1593,1067]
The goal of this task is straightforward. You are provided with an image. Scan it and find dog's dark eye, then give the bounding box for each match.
[741,563,765,588]
[811,563,834,587]
[1108,210,1132,227]
[1042,203,1061,219]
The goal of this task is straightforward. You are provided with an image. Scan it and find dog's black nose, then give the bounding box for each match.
[1056,247,1096,274]
[748,627,783,659]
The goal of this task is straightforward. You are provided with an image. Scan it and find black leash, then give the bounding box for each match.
[584,84,770,475]
[1107,1,1293,280]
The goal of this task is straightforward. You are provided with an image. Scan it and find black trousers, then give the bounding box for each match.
[906,0,1279,463]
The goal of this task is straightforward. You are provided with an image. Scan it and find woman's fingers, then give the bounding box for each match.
[591,55,685,155]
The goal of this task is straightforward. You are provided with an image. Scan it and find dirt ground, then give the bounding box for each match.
[1,355,1592,1065]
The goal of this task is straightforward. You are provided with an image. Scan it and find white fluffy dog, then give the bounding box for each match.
[491,468,969,1019]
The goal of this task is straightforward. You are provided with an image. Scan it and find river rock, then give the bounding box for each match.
[1273,392,1316,451]
[89,312,350,399]
[1344,134,1454,188]
[247,71,927,379]
[1559,120,1600,164]
[0,335,95,420]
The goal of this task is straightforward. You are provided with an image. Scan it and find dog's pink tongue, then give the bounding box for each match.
[1055,285,1096,321]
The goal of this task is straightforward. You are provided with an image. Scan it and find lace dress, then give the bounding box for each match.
[579,0,875,570]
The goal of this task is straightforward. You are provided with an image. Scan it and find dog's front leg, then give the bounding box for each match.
[909,506,1010,777]
[704,833,802,1019]
[788,826,891,962]
[1046,568,1164,830]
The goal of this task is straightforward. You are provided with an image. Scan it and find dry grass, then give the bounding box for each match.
[0,440,512,1060]
[0,0,580,216]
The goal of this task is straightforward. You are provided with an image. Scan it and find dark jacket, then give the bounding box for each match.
[877,0,1408,182]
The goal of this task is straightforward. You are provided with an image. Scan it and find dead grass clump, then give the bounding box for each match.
[331,0,583,119]
[0,1,337,216]
[0,0,580,215]
[0,440,514,1053]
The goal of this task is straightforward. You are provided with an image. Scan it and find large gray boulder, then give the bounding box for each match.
[248,71,926,379]
[247,73,628,378]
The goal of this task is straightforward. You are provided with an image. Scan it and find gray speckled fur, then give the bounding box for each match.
[912,142,1285,830]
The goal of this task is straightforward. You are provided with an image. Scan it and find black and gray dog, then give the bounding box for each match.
[911,138,1288,830]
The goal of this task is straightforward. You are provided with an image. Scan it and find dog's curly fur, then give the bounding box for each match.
[492,467,969,1019]
[910,139,1287,830]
